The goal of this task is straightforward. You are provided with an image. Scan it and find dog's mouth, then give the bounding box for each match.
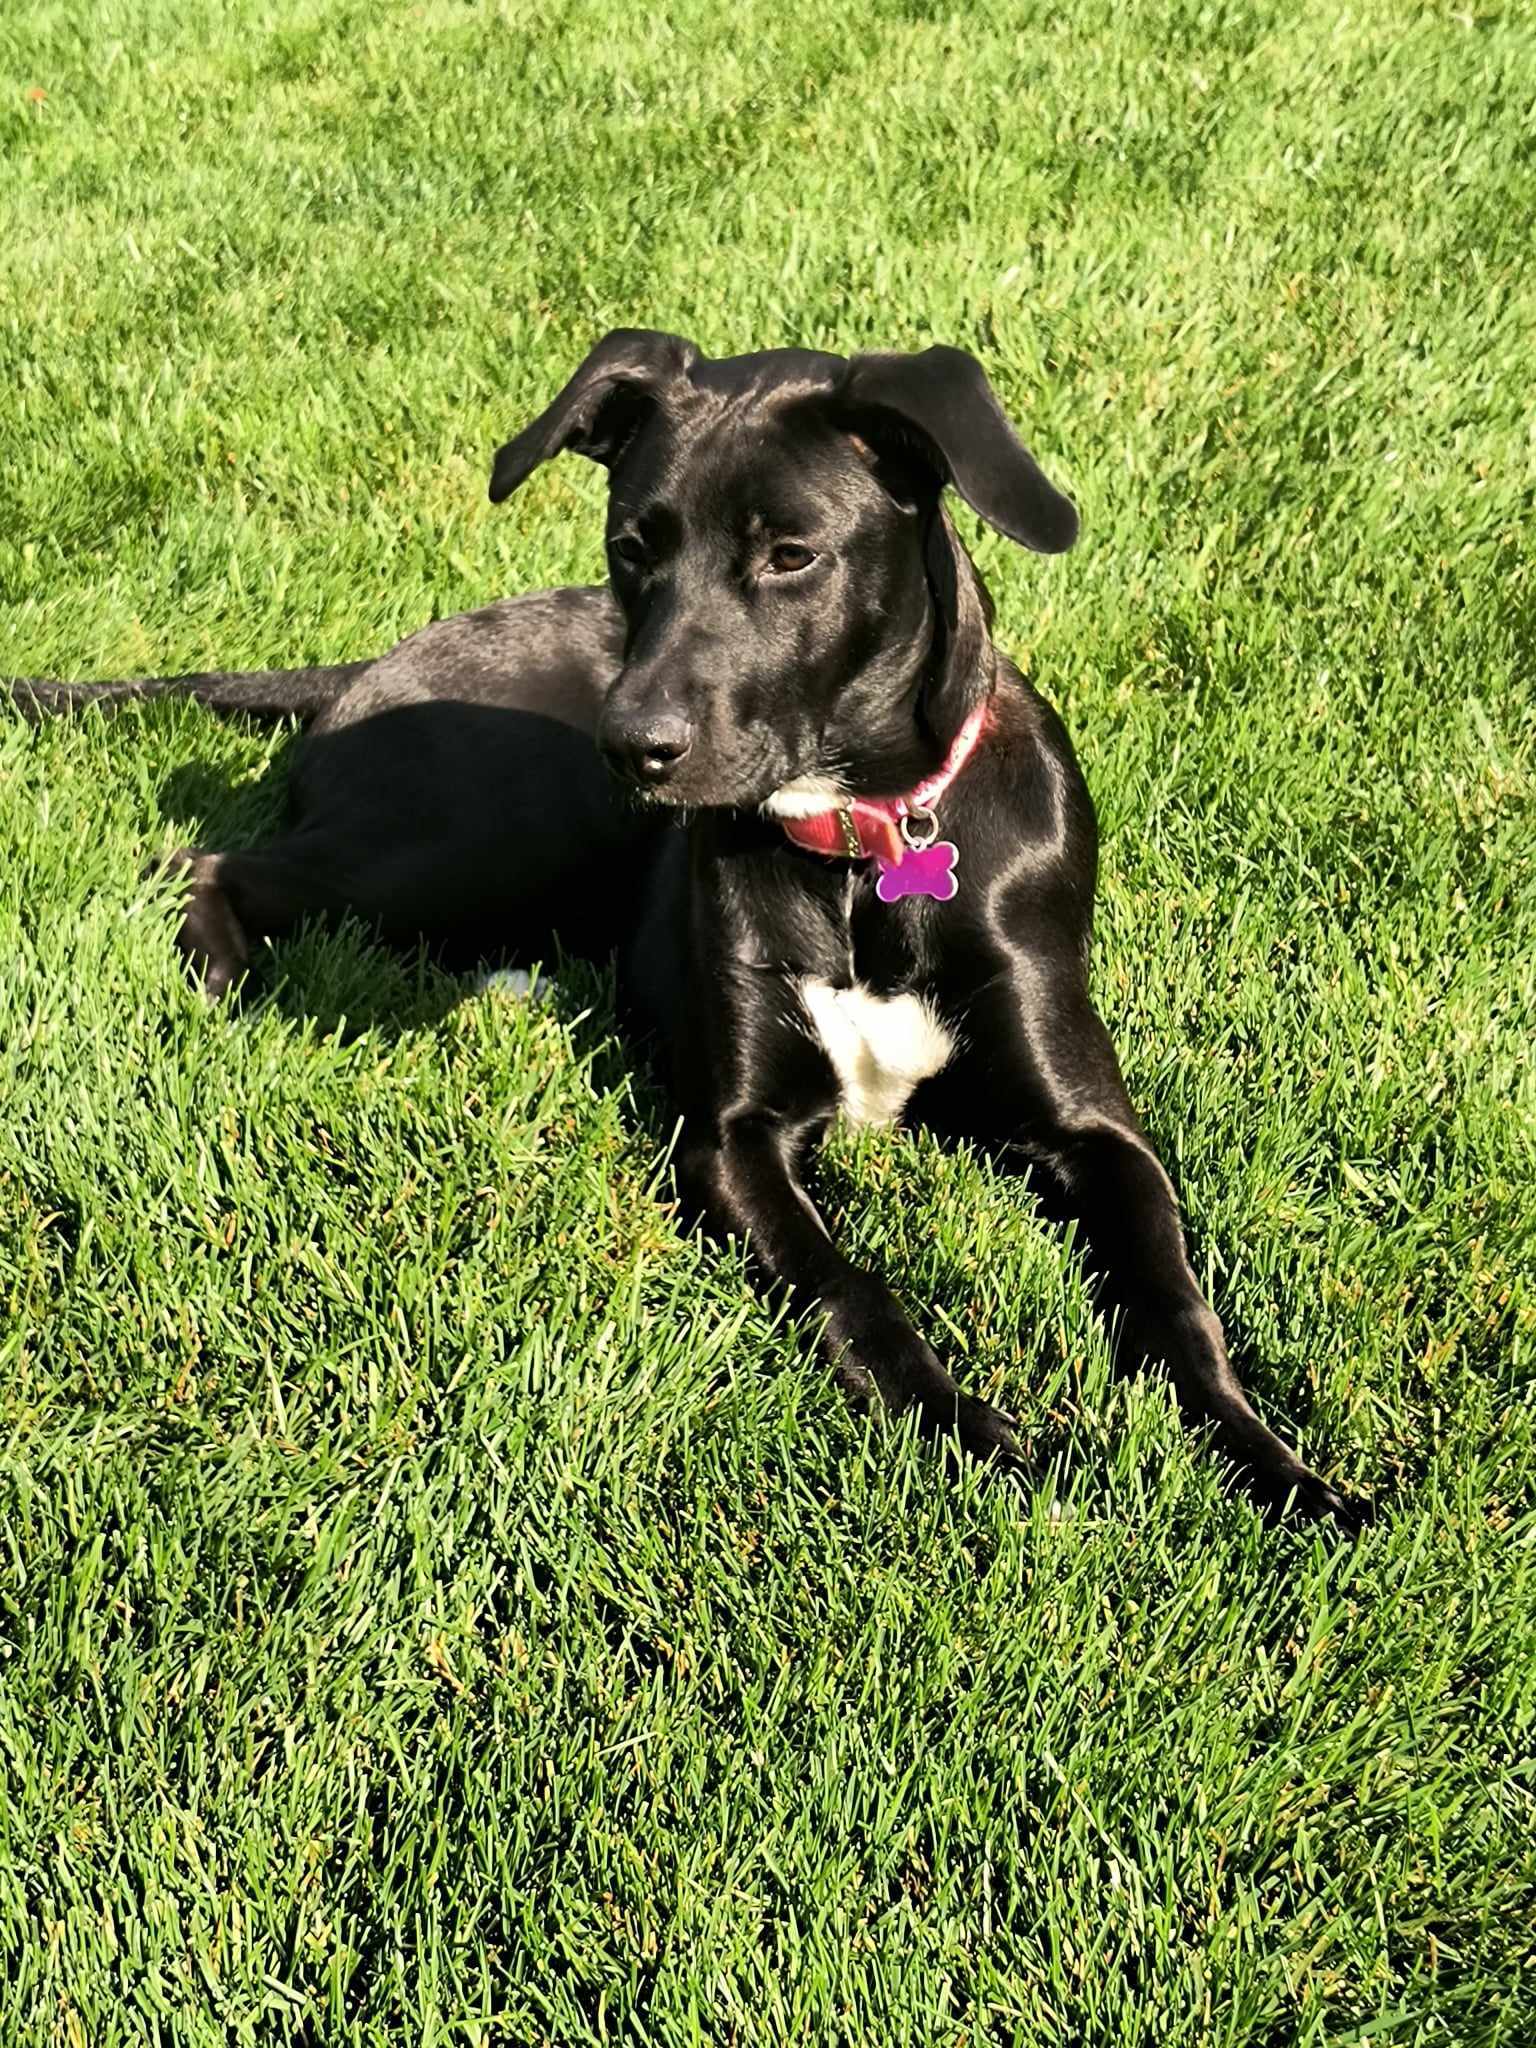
[603,739,816,817]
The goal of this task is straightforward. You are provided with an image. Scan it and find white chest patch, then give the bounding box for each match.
[798,979,955,1127]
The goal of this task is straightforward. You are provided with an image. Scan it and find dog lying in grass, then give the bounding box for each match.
[11,332,1363,1530]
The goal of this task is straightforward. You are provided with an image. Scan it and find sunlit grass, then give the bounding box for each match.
[2,1,1533,2041]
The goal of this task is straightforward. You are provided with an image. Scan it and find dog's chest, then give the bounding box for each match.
[797,979,954,1126]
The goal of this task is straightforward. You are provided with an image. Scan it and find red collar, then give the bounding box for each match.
[777,697,991,864]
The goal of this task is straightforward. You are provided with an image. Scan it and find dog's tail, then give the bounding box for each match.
[7,660,370,726]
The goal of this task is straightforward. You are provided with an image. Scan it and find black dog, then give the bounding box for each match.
[11,333,1361,1529]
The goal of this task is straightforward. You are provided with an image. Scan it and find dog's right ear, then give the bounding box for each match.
[489,330,696,504]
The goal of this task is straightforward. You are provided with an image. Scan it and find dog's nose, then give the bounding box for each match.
[604,712,694,787]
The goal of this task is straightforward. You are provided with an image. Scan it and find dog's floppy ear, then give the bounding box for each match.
[838,344,1078,553]
[489,329,696,504]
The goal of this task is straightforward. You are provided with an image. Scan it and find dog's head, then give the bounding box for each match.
[489,331,1077,810]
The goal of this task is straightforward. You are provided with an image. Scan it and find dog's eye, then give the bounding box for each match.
[610,533,648,568]
[765,543,816,575]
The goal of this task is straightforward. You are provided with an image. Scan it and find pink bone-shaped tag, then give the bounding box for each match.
[874,839,960,903]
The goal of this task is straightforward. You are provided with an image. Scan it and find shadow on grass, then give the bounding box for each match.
[157,733,303,846]
[202,921,633,1056]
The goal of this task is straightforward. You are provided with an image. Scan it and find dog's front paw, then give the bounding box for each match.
[823,1287,1026,1478]
[950,1389,1028,1475]
[1244,1450,1370,1536]
[1280,1466,1371,1536]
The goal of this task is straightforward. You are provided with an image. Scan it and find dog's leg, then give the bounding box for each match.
[918,959,1362,1529]
[163,840,361,998]
[163,849,252,998]
[676,1114,1023,1470]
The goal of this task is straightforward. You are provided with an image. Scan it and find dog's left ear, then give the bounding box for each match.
[489,329,696,504]
[838,345,1078,553]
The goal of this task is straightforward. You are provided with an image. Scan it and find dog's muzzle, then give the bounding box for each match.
[598,708,695,789]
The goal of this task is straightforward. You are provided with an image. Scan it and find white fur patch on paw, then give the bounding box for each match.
[477,968,555,1001]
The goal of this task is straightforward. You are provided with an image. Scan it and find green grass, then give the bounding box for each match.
[2,0,1534,2040]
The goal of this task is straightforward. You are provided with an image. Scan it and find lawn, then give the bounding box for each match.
[2,0,1534,2041]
